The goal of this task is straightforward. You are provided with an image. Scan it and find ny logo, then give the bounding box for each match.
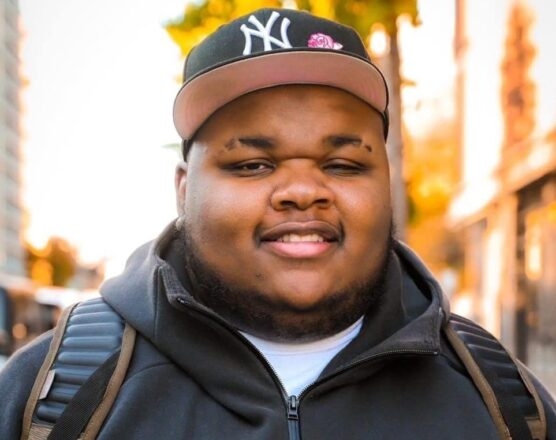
[240,11,292,55]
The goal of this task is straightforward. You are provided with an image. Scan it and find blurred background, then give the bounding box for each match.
[0,0,554,395]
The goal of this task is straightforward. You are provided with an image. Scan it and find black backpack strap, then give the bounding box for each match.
[21,297,136,440]
[47,349,120,440]
[445,314,546,440]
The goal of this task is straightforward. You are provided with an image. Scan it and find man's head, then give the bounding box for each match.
[173,8,389,155]
[172,9,393,342]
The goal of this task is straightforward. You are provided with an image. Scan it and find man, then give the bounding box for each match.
[1,7,555,439]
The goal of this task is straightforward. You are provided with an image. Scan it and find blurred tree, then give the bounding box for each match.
[166,0,282,56]
[405,118,462,275]
[500,2,536,149]
[166,0,418,51]
[25,237,77,287]
[165,0,418,237]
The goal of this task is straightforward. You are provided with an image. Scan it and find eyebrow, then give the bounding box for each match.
[225,137,275,151]
[224,134,372,152]
[326,135,362,148]
[325,135,373,153]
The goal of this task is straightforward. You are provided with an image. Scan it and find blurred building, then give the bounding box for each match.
[450,0,556,393]
[0,0,25,277]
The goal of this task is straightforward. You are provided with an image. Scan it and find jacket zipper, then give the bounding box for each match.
[287,395,301,440]
[175,297,438,440]
[177,298,305,438]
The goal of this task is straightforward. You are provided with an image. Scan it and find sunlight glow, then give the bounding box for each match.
[369,24,389,58]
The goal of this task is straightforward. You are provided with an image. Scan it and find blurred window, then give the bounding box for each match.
[517,176,556,395]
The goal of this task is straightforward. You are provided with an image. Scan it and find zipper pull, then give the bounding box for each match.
[287,395,299,420]
[287,395,302,439]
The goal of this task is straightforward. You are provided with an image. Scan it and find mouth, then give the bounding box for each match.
[260,221,341,242]
[259,221,341,258]
[277,233,326,243]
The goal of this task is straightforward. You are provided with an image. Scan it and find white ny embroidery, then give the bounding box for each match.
[240,11,292,55]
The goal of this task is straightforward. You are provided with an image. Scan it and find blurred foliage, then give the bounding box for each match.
[405,118,462,273]
[500,2,536,148]
[166,0,281,56]
[406,125,458,222]
[546,126,556,144]
[25,237,77,287]
[165,0,419,57]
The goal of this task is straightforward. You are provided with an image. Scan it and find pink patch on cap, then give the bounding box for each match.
[307,33,343,50]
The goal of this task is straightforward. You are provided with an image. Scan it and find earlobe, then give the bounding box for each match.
[175,161,188,216]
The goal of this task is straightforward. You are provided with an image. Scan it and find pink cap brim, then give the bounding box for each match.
[173,51,388,140]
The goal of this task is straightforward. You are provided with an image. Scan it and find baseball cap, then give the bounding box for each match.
[173,8,389,149]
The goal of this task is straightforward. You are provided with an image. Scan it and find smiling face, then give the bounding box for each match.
[175,85,393,341]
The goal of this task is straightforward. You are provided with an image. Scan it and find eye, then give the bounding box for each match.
[323,160,367,176]
[227,160,275,177]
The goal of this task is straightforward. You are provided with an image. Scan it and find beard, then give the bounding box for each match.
[179,225,395,343]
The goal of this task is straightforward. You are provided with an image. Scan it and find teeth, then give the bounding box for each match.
[278,233,324,243]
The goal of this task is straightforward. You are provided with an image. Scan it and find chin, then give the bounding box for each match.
[264,283,347,311]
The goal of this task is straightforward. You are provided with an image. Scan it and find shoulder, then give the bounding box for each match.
[0,329,52,386]
[0,330,53,439]
[446,314,556,439]
[519,363,556,439]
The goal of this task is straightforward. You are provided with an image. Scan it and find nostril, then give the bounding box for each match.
[314,198,331,207]
[279,200,298,209]
[274,196,331,211]
[270,175,334,211]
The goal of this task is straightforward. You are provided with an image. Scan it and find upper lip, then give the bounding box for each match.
[259,221,342,242]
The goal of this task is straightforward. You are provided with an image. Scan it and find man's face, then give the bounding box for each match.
[175,85,392,341]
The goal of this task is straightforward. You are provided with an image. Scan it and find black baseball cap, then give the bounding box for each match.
[173,8,389,147]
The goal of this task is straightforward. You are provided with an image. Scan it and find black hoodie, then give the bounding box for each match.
[1,222,555,439]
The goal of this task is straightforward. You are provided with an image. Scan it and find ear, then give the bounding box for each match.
[175,161,188,216]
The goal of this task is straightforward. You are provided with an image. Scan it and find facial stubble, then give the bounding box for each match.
[180,225,394,342]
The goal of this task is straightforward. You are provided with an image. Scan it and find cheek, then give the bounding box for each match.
[340,183,391,229]
[183,178,264,243]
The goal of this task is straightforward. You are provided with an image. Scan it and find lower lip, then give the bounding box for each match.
[262,241,335,258]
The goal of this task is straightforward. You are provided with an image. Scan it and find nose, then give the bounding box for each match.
[270,164,334,211]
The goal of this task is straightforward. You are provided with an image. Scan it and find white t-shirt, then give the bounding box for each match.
[241,317,364,397]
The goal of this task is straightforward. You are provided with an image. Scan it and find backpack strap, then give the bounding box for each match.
[21,297,136,440]
[445,314,546,440]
